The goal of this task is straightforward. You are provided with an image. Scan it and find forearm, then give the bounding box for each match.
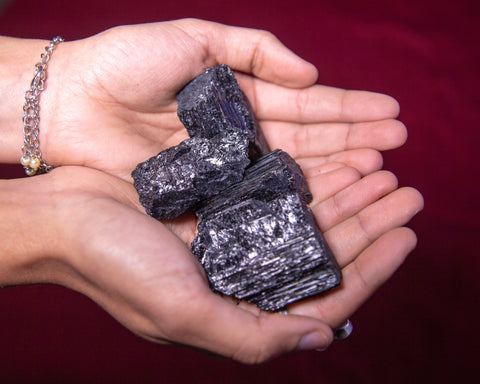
[0,36,50,164]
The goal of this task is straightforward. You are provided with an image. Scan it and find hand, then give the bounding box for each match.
[41,18,404,180]
[21,161,421,364]
[2,19,423,362]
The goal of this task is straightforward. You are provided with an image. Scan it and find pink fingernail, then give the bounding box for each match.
[298,332,329,351]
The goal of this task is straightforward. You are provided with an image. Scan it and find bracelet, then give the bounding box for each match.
[21,36,64,176]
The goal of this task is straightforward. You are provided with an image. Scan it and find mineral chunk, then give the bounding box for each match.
[196,149,313,219]
[133,65,341,311]
[192,150,341,311]
[132,132,249,220]
[177,64,270,160]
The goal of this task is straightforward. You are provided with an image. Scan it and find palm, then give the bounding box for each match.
[52,154,421,363]
[44,19,404,181]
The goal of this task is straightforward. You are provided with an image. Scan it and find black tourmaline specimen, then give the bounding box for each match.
[192,150,341,311]
[196,150,313,219]
[132,64,271,220]
[132,65,341,311]
[177,64,270,160]
[132,132,249,220]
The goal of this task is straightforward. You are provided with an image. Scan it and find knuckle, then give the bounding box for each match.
[294,89,310,119]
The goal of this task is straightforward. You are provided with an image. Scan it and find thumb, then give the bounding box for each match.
[171,293,334,364]
[180,18,319,88]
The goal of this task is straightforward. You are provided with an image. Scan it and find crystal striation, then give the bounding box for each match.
[196,149,313,219]
[132,132,250,220]
[192,150,341,311]
[177,64,270,160]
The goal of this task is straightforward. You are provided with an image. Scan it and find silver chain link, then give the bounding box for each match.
[21,36,64,176]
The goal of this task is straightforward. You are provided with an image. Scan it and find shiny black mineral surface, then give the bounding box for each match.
[192,150,341,311]
[177,64,270,160]
[132,65,341,311]
[132,132,249,220]
[196,149,313,219]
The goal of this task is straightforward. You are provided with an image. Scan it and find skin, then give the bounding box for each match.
[0,19,423,363]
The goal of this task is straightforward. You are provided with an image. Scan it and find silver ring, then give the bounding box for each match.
[334,319,353,340]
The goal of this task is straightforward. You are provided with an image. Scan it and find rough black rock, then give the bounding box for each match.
[133,65,341,311]
[177,64,270,160]
[196,149,313,219]
[192,194,341,311]
[192,150,341,311]
[132,132,250,220]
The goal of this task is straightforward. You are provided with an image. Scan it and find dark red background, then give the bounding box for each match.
[1,0,478,383]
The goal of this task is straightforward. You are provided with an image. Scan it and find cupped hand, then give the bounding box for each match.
[35,159,421,363]
[27,18,423,362]
[41,18,405,180]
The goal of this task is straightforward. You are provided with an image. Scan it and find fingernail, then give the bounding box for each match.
[298,332,329,351]
[316,345,329,352]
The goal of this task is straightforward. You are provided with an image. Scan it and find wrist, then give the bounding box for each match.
[0,37,49,164]
[21,37,64,175]
[0,36,69,169]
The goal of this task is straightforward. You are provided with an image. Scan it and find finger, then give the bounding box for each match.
[311,170,399,230]
[261,119,407,157]
[324,187,424,267]
[300,161,346,177]
[186,19,319,88]
[297,148,384,176]
[305,165,362,204]
[163,291,334,363]
[237,75,400,123]
[288,227,418,328]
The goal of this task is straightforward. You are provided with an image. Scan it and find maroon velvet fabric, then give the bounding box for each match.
[0,0,478,382]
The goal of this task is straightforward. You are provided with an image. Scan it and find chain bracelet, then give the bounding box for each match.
[21,36,64,176]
